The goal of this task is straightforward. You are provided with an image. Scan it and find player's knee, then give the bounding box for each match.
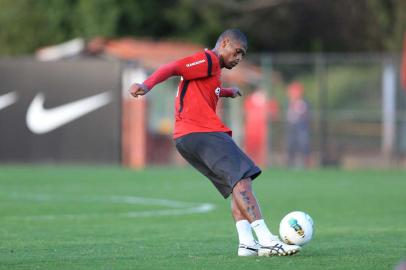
[234,178,252,191]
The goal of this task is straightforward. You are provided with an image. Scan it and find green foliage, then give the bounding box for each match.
[324,65,382,111]
[367,0,406,51]
[267,61,383,115]
[72,0,120,38]
[165,0,225,47]
[114,0,176,37]
[0,0,405,55]
[0,0,67,54]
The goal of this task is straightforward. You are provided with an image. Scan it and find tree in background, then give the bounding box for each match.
[0,0,405,55]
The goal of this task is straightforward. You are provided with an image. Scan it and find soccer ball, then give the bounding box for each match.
[279,211,314,246]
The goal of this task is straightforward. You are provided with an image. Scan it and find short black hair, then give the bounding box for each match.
[216,28,248,48]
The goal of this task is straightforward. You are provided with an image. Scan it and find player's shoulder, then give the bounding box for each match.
[177,49,221,78]
[182,51,207,66]
[203,49,221,74]
[187,49,218,62]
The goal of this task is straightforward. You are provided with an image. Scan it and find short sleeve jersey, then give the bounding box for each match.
[173,50,231,139]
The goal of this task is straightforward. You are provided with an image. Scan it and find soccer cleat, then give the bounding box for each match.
[238,242,261,257]
[258,238,301,256]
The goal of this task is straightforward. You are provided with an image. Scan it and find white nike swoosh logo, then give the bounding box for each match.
[26,91,112,134]
[0,91,18,111]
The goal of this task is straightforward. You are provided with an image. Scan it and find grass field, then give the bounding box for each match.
[0,166,405,270]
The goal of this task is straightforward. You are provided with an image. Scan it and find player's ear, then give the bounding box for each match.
[221,38,230,48]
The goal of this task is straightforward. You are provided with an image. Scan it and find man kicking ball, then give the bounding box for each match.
[129,29,300,257]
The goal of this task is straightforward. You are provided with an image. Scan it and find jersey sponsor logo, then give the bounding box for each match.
[185,59,206,68]
[215,87,221,97]
[0,91,18,111]
[26,91,112,134]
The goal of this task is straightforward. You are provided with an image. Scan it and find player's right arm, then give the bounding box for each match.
[128,51,215,98]
[129,61,179,98]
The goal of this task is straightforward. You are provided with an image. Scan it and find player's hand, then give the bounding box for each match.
[229,87,242,98]
[129,83,150,98]
[219,87,242,98]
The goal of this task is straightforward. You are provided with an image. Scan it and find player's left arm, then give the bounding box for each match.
[219,87,242,98]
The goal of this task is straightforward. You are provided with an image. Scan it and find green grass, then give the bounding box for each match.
[0,166,405,270]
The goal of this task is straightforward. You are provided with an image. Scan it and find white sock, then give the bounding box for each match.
[251,219,276,246]
[235,220,256,246]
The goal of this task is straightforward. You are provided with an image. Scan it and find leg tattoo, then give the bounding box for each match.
[232,179,262,222]
[239,190,258,220]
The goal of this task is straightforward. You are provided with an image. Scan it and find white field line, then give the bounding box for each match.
[3,193,216,220]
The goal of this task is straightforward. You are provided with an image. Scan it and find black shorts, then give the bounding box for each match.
[175,132,262,198]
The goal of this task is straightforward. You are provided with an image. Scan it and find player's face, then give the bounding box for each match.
[221,39,247,69]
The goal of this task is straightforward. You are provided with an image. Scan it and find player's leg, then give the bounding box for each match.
[176,133,260,256]
[232,178,301,256]
[232,178,276,246]
[232,178,262,222]
[175,132,299,256]
[231,192,260,256]
[231,194,246,221]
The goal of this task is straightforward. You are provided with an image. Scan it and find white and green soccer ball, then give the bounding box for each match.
[279,211,314,246]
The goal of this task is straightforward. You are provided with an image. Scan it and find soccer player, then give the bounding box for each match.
[129,29,300,256]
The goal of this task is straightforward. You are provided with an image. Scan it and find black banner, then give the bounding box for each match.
[0,58,121,163]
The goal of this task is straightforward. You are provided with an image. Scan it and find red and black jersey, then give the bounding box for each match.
[143,49,232,139]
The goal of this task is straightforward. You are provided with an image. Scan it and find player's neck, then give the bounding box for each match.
[212,48,225,69]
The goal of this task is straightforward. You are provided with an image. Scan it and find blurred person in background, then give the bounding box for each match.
[286,81,311,168]
[129,29,300,257]
[244,87,279,166]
